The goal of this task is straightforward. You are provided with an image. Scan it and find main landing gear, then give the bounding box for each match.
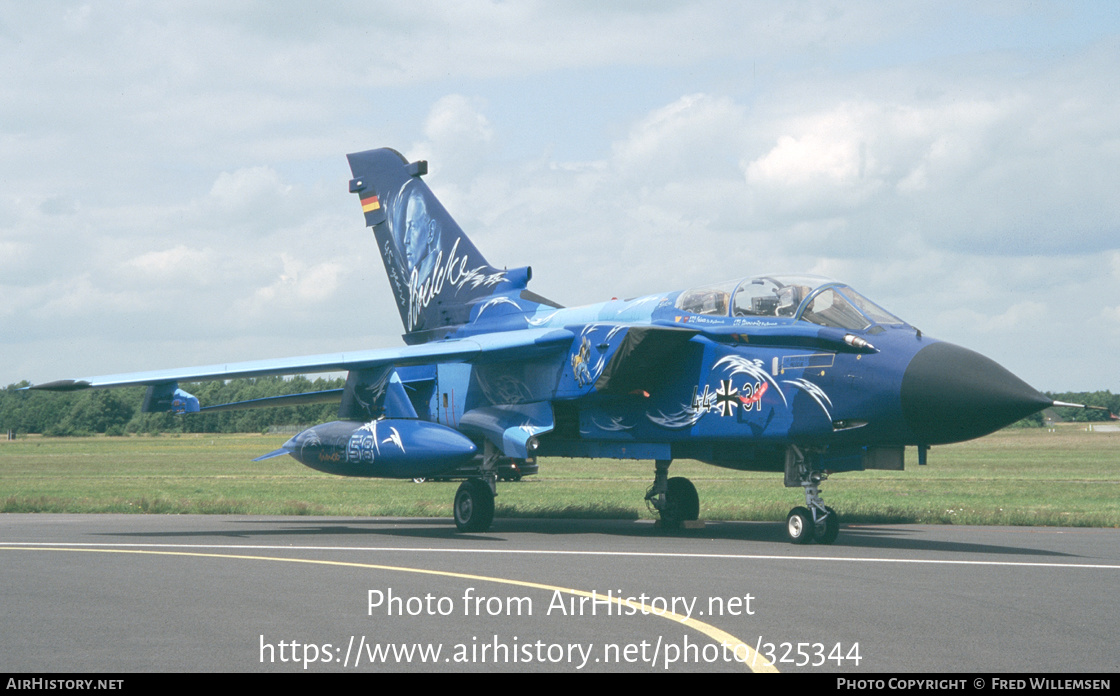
[784,446,840,545]
[453,478,495,533]
[645,459,700,529]
[453,443,498,533]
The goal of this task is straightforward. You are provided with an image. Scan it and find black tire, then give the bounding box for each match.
[786,506,814,544]
[453,479,494,533]
[660,477,700,529]
[814,506,840,545]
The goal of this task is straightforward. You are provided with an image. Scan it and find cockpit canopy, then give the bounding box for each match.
[674,275,906,332]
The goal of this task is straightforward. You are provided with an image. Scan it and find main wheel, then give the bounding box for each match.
[453,479,494,533]
[786,506,814,545]
[813,506,840,545]
[660,477,700,529]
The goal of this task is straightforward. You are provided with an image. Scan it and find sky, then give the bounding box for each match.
[2,2,1118,393]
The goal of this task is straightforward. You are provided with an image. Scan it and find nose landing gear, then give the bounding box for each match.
[785,446,840,545]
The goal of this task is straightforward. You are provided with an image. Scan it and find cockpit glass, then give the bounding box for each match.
[674,280,738,316]
[799,288,870,331]
[676,274,908,331]
[730,275,826,318]
[837,288,904,326]
[732,278,783,317]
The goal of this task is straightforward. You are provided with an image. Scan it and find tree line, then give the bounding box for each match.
[1,376,344,436]
[1,379,1116,436]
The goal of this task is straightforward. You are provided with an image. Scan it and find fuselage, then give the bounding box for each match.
[432,274,1050,471]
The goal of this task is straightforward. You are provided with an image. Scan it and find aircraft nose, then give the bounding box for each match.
[900,341,1051,444]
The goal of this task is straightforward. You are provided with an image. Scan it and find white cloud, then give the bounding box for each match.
[235,254,349,314]
[209,166,290,208]
[124,245,214,279]
[409,95,496,181]
[611,94,747,177]
[951,301,1050,335]
[1101,305,1120,329]
[0,240,31,272]
[423,95,493,147]
[742,98,1012,224]
[3,4,1119,393]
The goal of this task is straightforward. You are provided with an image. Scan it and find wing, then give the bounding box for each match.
[29,327,575,413]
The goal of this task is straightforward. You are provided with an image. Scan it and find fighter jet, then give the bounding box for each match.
[32,147,1085,543]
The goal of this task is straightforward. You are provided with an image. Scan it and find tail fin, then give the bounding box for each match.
[347,148,525,343]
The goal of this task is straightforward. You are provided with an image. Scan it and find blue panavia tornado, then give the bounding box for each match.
[32,147,1097,543]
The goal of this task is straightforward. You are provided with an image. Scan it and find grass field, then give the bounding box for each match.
[2,426,1118,526]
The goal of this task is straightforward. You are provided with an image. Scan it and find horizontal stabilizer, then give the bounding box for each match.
[201,389,344,413]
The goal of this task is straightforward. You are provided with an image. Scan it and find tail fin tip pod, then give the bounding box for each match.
[347,147,514,344]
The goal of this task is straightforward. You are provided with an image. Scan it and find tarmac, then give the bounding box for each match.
[2,514,1118,673]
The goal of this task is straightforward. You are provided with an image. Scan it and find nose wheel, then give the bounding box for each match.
[787,503,839,544]
[786,507,813,544]
[812,505,840,544]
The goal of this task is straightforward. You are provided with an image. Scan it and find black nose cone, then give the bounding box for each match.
[901,342,1051,445]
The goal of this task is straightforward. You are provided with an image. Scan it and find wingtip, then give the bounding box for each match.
[27,380,93,392]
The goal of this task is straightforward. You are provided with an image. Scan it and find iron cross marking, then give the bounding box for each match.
[714,379,739,417]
